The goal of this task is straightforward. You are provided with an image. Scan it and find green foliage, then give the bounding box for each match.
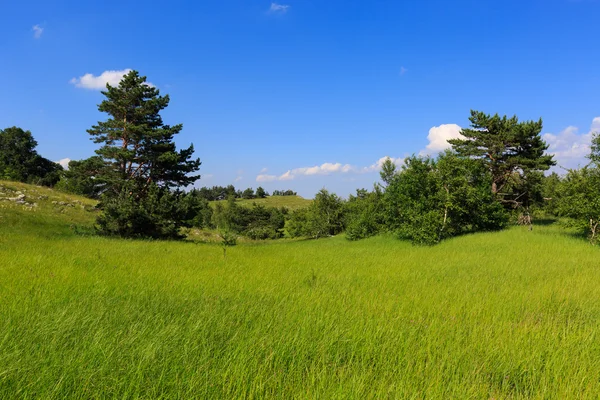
[556,167,600,243]
[179,190,213,229]
[88,70,200,194]
[448,110,555,205]
[272,189,297,196]
[212,195,286,239]
[541,172,562,215]
[242,187,255,199]
[96,183,189,239]
[344,187,385,241]
[55,156,107,198]
[385,152,507,245]
[287,189,344,239]
[86,70,203,239]
[0,126,62,186]
[589,132,600,165]
[256,186,267,198]
[218,230,237,258]
[379,157,397,186]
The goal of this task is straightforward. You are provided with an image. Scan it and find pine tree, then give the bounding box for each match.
[448,110,555,206]
[88,70,200,194]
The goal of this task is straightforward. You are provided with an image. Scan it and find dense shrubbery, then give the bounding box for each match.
[287,189,344,238]
[385,153,508,245]
[213,196,286,239]
[344,188,385,241]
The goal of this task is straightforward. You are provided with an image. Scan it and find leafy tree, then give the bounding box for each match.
[55,156,107,198]
[384,152,507,245]
[448,111,555,207]
[540,172,562,215]
[379,157,397,187]
[256,186,267,198]
[0,126,62,186]
[344,186,385,240]
[242,187,255,199]
[211,196,285,239]
[589,131,600,165]
[287,189,344,239]
[556,167,600,243]
[88,70,200,195]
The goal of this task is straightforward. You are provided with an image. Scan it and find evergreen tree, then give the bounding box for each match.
[256,186,267,198]
[88,70,200,194]
[448,111,555,206]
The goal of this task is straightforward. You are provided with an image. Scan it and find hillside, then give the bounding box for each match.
[0,180,97,237]
[211,195,312,210]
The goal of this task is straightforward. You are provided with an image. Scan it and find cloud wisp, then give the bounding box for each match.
[32,25,43,39]
[256,157,404,182]
[269,2,290,13]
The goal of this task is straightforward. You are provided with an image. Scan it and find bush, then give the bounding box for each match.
[384,153,507,245]
[212,196,286,239]
[287,189,344,239]
[344,188,385,241]
[96,183,188,239]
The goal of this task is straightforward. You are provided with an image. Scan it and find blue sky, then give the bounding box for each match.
[1,0,599,198]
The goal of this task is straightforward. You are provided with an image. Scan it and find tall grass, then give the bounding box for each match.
[2,183,600,398]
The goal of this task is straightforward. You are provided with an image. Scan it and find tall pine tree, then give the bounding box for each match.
[88,70,200,194]
[448,110,555,207]
[88,70,201,238]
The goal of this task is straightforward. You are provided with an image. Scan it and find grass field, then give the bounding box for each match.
[2,183,600,398]
[211,195,312,211]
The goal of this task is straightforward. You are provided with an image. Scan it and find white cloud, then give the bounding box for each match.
[255,156,404,182]
[234,176,243,183]
[256,174,278,183]
[421,124,463,155]
[269,2,290,13]
[56,158,71,169]
[362,156,404,173]
[543,117,600,169]
[70,69,153,90]
[32,25,43,39]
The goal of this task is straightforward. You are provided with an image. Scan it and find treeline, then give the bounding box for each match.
[5,69,600,245]
[189,185,296,201]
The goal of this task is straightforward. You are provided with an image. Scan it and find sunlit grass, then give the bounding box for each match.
[1,182,600,398]
[211,195,312,211]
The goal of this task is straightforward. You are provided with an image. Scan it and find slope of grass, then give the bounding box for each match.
[2,183,600,398]
[211,195,311,210]
[0,180,97,238]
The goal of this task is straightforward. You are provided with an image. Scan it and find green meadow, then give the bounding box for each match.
[210,195,312,211]
[2,182,600,398]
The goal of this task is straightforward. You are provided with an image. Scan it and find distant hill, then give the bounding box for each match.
[211,195,311,211]
[0,180,98,236]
